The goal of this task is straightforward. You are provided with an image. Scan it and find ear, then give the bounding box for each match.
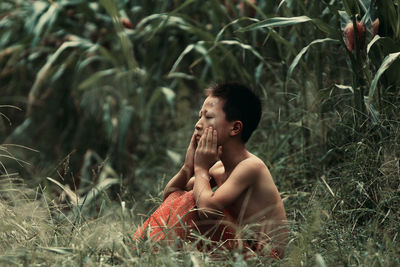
[230,121,243,137]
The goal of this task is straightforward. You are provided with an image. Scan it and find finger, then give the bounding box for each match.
[199,128,207,148]
[206,127,212,148]
[212,129,217,149]
[190,132,196,145]
[190,132,198,148]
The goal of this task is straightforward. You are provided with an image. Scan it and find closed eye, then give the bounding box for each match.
[198,114,213,119]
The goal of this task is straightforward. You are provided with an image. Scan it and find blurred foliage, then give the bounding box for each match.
[1,0,400,265]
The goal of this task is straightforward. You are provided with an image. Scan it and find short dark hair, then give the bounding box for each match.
[207,82,261,143]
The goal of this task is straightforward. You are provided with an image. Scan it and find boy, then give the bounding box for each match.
[161,82,288,257]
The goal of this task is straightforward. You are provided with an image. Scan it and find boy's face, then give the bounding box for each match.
[195,96,232,146]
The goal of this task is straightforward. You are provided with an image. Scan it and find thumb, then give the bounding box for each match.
[190,133,197,147]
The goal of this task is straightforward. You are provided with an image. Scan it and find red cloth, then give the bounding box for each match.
[132,190,282,259]
[133,191,236,246]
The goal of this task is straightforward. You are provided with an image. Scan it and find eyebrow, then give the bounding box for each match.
[199,109,207,116]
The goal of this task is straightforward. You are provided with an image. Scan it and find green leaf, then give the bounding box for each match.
[238,16,312,32]
[100,0,137,70]
[368,52,400,105]
[166,149,181,165]
[160,87,176,105]
[47,177,80,206]
[28,40,92,114]
[342,0,360,16]
[169,42,209,74]
[78,164,119,207]
[166,72,195,80]
[335,84,354,93]
[367,35,381,54]
[311,18,338,36]
[287,38,339,82]
[366,100,380,125]
[367,35,400,55]
[268,29,297,55]
[145,87,174,112]
[376,0,398,39]
[215,17,259,42]
[219,40,265,62]
[25,1,48,36]
[237,15,336,36]
[78,69,118,90]
[136,14,192,36]
[358,0,371,13]
[39,247,73,255]
[315,253,328,267]
[32,4,59,46]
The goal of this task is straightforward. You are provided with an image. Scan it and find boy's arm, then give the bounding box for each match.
[193,127,258,218]
[162,166,192,200]
[194,159,258,218]
[163,133,197,200]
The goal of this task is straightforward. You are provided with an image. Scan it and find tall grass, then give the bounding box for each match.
[1,0,400,265]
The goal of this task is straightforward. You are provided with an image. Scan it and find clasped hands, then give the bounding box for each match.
[184,127,222,177]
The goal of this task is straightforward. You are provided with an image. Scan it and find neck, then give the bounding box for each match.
[219,140,249,173]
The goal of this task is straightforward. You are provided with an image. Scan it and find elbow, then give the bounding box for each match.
[162,186,176,200]
[196,195,224,220]
[162,188,170,200]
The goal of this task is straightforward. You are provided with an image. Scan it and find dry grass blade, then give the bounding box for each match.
[79,178,119,207]
[320,175,335,198]
[46,177,80,206]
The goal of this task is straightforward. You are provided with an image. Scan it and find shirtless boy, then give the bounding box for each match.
[162,82,288,256]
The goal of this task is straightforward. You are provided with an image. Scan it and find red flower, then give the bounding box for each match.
[372,18,379,36]
[240,0,257,17]
[121,17,133,29]
[344,21,366,52]
[224,0,257,18]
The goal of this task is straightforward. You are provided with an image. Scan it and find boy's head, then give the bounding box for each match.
[206,82,262,143]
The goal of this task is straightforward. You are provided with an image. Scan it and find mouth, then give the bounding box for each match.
[195,135,201,145]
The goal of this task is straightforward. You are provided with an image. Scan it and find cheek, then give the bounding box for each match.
[209,118,216,127]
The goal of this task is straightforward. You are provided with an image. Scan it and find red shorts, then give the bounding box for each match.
[133,190,283,259]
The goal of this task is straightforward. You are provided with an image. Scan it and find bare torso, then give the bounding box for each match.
[209,156,289,251]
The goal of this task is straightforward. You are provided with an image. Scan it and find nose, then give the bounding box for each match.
[195,118,203,132]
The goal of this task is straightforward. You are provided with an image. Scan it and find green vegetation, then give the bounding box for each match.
[1,0,399,265]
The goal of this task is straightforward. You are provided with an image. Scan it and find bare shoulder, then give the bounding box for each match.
[236,154,277,191]
[236,154,268,175]
[227,154,269,186]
